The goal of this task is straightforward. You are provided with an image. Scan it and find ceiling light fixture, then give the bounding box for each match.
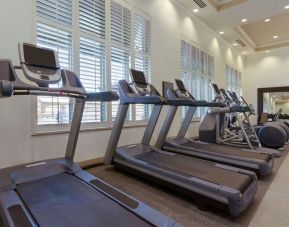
[233,43,238,46]
[241,19,247,23]
[266,50,270,53]
[285,5,289,9]
[265,18,271,22]
[243,52,247,55]
[193,8,199,13]
[273,35,279,39]
[219,31,224,35]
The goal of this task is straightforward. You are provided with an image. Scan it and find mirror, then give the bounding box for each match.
[263,92,289,121]
[258,86,289,121]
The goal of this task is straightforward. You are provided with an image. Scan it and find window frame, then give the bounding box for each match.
[31,0,152,134]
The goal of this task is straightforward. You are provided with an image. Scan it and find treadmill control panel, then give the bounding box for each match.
[130,69,151,95]
[19,43,61,86]
[162,81,174,99]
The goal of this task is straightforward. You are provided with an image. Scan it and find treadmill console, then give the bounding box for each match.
[211,83,221,95]
[162,81,174,99]
[130,69,151,96]
[175,79,186,93]
[175,79,192,99]
[19,43,61,86]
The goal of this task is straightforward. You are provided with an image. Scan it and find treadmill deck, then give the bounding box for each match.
[168,138,270,162]
[135,150,251,192]
[17,173,150,227]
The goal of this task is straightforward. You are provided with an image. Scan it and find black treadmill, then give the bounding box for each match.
[0,43,179,227]
[104,69,258,217]
[156,80,275,177]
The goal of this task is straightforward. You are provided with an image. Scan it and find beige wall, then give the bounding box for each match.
[243,46,289,110]
[0,0,243,168]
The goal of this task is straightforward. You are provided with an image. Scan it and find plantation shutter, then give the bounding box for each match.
[79,0,107,123]
[134,14,151,121]
[110,1,132,121]
[226,65,242,97]
[181,40,214,118]
[36,0,73,125]
[37,0,73,26]
[181,40,191,118]
[79,38,106,122]
[79,0,105,38]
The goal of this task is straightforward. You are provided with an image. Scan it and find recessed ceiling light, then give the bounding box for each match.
[273,35,279,39]
[219,31,224,35]
[285,5,289,9]
[265,18,271,22]
[241,19,248,23]
[243,51,247,55]
[193,8,199,13]
[233,43,238,46]
[266,50,270,53]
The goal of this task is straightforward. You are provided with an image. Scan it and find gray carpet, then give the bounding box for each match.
[89,148,288,227]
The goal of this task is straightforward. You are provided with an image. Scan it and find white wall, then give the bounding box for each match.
[244,46,289,110]
[0,0,243,168]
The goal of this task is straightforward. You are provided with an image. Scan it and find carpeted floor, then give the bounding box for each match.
[88,148,288,227]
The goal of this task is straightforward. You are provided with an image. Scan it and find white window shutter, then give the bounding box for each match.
[226,65,242,97]
[181,40,214,118]
[134,14,152,121]
[111,1,132,121]
[37,0,73,26]
[79,37,107,122]
[36,22,73,125]
[79,0,106,38]
[79,0,107,123]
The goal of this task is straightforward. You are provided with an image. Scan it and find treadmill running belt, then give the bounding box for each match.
[17,173,151,227]
[181,140,270,161]
[136,152,251,192]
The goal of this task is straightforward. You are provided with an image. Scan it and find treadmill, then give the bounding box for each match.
[104,69,258,217]
[0,43,179,227]
[156,80,275,177]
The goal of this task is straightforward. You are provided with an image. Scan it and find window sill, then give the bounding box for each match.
[31,122,148,137]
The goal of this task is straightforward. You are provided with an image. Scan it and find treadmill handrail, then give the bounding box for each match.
[0,60,120,102]
[166,87,224,107]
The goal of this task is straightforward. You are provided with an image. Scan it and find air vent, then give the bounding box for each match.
[236,39,246,47]
[194,0,207,8]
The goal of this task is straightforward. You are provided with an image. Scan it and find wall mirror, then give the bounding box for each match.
[258,87,289,122]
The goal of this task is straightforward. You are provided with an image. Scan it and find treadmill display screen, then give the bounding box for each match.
[162,81,174,99]
[211,83,220,94]
[23,44,57,69]
[130,69,147,84]
[175,79,186,91]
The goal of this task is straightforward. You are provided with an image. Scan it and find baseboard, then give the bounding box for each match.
[78,157,104,169]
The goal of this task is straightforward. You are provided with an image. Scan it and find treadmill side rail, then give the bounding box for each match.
[0,190,37,227]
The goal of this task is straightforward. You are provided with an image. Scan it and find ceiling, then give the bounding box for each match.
[175,0,289,54]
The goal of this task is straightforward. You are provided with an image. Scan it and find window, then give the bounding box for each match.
[180,40,214,117]
[110,1,132,121]
[134,14,152,121]
[35,0,151,129]
[110,2,152,122]
[79,0,107,123]
[36,0,73,125]
[226,65,242,97]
